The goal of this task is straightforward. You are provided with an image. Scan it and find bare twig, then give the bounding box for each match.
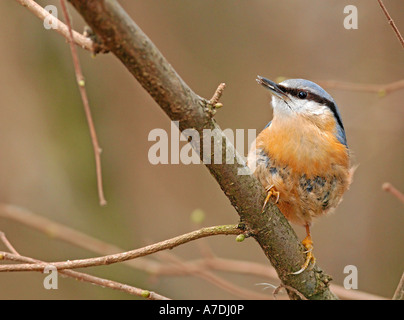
[0,203,162,272]
[1,253,170,300]
[209,83,226,105]
[60,0,106,206]
[0,232,19,255]
[0,225,242,272]
[393,272,404,300]
[382,182,404,204]
[0,232,169,300]
[15,0,94,51]
[317,79,404,95]
[377,0,404,49]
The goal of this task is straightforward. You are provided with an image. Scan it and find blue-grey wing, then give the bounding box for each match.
[336,124,348,148]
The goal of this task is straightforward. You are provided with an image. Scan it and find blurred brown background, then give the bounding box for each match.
[0,0,403,299]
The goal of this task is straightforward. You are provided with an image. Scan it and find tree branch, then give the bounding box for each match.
[64,0,339,300]
[1,250,170,299]
[0,232,169,300]
[0,225,243,272]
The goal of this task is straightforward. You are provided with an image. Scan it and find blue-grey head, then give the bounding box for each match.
[256,76,347,147]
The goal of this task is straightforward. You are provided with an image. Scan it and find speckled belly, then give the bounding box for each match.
[248,148,350,226]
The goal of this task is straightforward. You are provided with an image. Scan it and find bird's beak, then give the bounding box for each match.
[256,76,289,100]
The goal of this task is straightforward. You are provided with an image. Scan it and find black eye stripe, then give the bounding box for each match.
[277,85,345,131]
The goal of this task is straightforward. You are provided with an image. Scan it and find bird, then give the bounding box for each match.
[247,76,353,274]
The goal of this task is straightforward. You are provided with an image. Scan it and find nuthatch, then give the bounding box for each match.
[247,76,353,274]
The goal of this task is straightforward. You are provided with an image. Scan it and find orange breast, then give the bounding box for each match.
[256,115,349,178]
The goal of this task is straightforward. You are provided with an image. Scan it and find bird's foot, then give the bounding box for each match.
[291,234,316,275]
[262,185,280,212]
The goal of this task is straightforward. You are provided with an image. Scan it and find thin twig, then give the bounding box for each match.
[15,0,94,51]
[382,182,404,204]
[60,0,106,206]
[0,232,20,255]
[0,231,169,300]
[377,0,404,49]
[209,83,226,105]
[0,225,242,272]
[317,79,404,95]
[0,250,169,300]
[0,203,161,272]
[393,272,404,300]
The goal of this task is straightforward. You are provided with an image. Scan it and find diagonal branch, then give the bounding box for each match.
[0,225,243,272]
[0,237,170,300]
[393,271,404,300]
[15,0,94,51]
[377,0,404,49]
[66,0,337,300]
[317,79,404,95]
[382,182,404,204]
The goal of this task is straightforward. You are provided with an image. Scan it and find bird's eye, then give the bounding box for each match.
[298,91,307,99]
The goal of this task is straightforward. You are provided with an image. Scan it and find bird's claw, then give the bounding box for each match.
[291,234,316,275]
[262,185,280,212]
